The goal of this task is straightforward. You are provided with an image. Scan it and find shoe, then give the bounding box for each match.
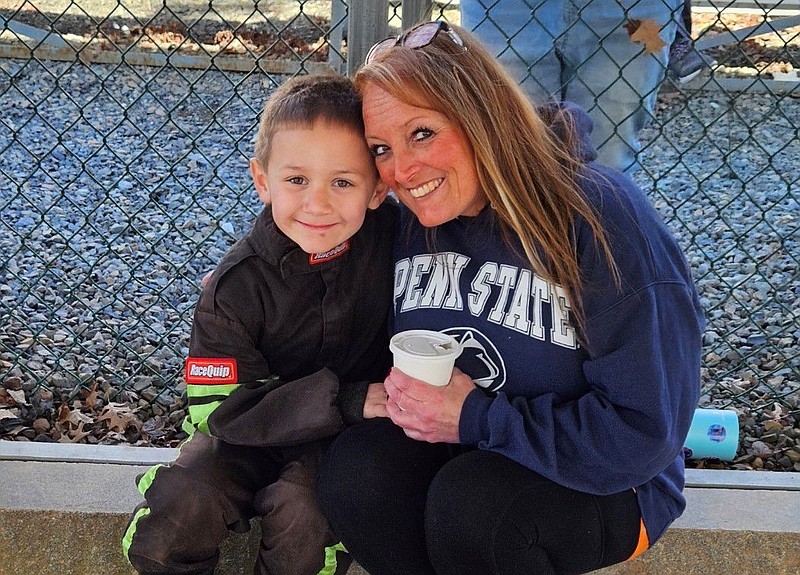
[668,34,716,84]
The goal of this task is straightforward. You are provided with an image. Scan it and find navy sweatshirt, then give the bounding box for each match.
[392,106,705,545]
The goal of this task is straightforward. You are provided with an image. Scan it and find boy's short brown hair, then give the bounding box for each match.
[254,74,365,167]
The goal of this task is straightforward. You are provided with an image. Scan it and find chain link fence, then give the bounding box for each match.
[0,1,798,469]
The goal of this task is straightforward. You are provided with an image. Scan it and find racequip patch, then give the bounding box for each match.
[309,240,350,264]
[185,358,238,384]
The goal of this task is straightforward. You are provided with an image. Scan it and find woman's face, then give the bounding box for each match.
[362,84,487,227]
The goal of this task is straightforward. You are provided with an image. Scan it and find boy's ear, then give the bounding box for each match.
[367,179,389,210]
[250,158,270,205]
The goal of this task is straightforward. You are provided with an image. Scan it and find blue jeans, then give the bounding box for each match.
[461,0,681,172]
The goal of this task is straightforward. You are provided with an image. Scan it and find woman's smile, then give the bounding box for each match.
[407,177,445,199]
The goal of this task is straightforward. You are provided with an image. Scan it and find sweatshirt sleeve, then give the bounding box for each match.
[459,280,703,494]
[459,169,704,495]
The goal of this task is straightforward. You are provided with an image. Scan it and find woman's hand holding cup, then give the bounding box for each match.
[384,366,475,444]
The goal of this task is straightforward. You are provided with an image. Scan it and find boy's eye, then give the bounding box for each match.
[411,128,433,142]
[287,176,306,185]
[370,144,389,157]
[333,179,353,188]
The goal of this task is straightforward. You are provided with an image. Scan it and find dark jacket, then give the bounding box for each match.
[182,199,397,445]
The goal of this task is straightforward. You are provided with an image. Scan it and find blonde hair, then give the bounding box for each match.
[354,23,619,331]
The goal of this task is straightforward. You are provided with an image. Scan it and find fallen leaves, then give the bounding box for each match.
[624,18,667,54]
[47,391,145,442]
[81,382,102,411]
[0,408,23,434]
[55,403,93,427]
[0,377,158,444]
[0,408,20,423]
[7,389,28,405]
[60,420,93,443]
[97,403,142,433]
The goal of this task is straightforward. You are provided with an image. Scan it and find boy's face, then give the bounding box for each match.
[251,121,386,255]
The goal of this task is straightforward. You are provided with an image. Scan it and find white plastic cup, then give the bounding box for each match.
[389,330,463,387]
[683,408,740,461]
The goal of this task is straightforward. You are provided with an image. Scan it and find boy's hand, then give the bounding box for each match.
[363,382,389,419]
[385,367,473,444]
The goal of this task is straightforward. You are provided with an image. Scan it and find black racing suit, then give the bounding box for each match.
[123,200,396,575]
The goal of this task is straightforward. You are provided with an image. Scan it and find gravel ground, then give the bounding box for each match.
[0,56,798,472]
[635,88,800,471]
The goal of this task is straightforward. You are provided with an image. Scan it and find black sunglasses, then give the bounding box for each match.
[365,21,466,65]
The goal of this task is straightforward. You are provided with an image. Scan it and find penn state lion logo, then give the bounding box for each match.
[442,328,506,392]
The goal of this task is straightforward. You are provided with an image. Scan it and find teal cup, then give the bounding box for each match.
[683,408,740,461]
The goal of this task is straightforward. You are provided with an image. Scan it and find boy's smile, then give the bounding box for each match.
[251,121,385,255]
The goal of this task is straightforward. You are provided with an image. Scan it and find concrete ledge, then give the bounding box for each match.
[1,443,798,575]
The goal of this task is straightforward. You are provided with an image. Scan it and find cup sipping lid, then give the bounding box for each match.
[390,330,461,358]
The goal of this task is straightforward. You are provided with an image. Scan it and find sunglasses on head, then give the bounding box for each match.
[365,21,466,65]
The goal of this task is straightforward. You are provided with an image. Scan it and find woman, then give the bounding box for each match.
[317,21,704,575]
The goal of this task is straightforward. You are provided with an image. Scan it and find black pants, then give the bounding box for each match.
[124,432,350,575]
[317,419,643,575]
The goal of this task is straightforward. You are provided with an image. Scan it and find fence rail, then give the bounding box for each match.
[0,1,798,471]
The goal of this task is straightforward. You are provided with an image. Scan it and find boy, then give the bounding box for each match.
[122,74,395,575]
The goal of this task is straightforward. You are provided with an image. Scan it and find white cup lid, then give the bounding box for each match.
[390,330,461,359]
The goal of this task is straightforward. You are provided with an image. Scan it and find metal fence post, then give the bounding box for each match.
[346,0,390,75]
[401,0,434,28]
[328,0,347,74]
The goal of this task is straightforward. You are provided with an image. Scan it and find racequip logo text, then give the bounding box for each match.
[185,358,238,384]
[310,240,350,264]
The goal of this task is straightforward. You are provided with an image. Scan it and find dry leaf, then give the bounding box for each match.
[624,19,666,55]
[67,420,93,443]
[763,403,788,420]
[55,403,71,425]
[0,408,20,421]
[56,403,93,427]
[81,382,101,411]
[98,402,141,432]
[7,389,28,406]
[0,389,13,406]
[4,425,26,436]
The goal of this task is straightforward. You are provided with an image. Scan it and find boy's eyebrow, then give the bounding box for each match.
[275,164,370,176]
[331,169,371,178]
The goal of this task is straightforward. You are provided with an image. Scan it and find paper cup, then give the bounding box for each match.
[683,408,740,461]
[389,330,462,386]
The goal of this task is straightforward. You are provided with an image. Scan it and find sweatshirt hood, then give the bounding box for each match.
[539,101,598,163]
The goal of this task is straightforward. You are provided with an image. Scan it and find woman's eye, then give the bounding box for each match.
[412,128,433,142]
[370,144,389,157]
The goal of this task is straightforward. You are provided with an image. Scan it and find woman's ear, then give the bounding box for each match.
[367,179,389,210]
[250,158,270,205]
